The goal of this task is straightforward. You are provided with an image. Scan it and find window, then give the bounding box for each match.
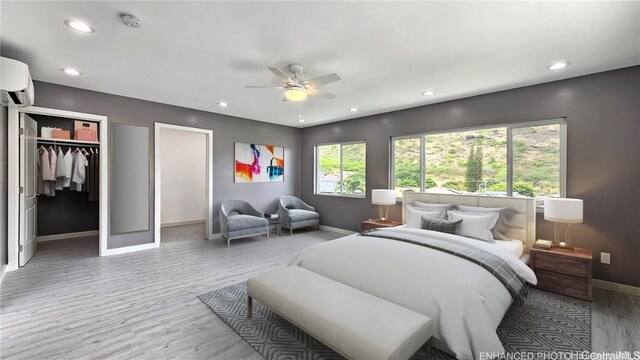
[316,142,366,197]
[391,119,565,206]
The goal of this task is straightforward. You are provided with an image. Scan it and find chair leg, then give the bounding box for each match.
[247,296,253,318]
[266,232,269,241]
[290,228,293,235]
[227,237,230,247]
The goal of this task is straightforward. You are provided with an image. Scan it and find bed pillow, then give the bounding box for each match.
[447,210,499,242]
[413,201,456,211]
[456,205,517,240]
[420,217,462,235]
[406,207,446,229]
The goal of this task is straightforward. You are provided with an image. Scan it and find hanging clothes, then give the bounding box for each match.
[70,151,88,192]
[54,147,67,190]
[47,148,57,181]
[37,147,57,196]
[62,148,73,188]
[87,151,99,201]
[37,147,51,195]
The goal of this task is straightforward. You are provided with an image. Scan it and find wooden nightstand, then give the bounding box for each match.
[530,246,592,301]
[361,219,402,232]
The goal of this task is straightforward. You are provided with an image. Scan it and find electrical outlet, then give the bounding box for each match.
[601,252,611,264]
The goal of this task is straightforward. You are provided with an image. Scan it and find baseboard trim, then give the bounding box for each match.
[319,225,355,235]
[0,265,8,284]
[593,279,640,297]
[103,242,158,256]
[161,219,206,228]
[37,230,100,242]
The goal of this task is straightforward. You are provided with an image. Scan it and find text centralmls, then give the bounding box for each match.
[479,351,640,360]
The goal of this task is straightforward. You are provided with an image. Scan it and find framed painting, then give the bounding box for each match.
[234,143,284,183]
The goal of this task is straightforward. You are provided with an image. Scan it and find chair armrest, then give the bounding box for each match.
[299,200,315,212]
[246,203,265,218]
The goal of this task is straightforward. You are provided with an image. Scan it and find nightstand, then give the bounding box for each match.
[361,219,402,232]
[530,246,592,301]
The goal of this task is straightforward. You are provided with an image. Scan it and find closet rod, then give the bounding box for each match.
[37,139,100,148]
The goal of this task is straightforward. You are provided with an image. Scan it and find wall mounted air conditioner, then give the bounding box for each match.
[1,57,35,107]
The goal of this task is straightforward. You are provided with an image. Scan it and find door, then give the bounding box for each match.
[19,113,38,266]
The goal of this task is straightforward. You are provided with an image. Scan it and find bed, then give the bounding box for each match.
[289,192,537,359]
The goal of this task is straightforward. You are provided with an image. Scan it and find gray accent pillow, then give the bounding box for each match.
[420,217,463,235]
[456,205,517,240]
[413,201,456,211]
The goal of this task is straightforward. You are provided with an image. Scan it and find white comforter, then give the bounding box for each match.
[289,227,537,360]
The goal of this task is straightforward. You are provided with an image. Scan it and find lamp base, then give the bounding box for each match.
[376,218,392,223]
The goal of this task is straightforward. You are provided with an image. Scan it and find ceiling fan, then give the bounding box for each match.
[245,63,340,102]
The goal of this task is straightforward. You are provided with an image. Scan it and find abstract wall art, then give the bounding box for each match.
[234,143,285,183]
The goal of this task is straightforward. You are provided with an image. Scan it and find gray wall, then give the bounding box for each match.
[300,66,640,287]
[33,81,301,249]
[1,106,7,267]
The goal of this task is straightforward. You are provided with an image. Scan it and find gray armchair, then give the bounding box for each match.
[220,199,269,246]
[278,196,320,235]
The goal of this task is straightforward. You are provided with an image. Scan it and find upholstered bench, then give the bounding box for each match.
[247,266,433,360]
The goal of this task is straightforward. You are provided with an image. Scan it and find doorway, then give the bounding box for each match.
[7,106,108,270]
[154,123,214,244]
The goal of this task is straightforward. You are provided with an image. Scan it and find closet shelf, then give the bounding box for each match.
[36,137,100,146]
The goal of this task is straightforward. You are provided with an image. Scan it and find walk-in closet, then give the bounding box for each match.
[30,114,100,255]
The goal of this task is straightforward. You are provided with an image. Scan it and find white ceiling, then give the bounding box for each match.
[1,1,639,128]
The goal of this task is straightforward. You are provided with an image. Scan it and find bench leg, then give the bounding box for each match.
[247,296,253,318]
[424,338,433,359]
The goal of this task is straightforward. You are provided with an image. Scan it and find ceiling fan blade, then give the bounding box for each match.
[245,85,286,89]
[282,96,290,102]
[268,67,294,84]
[307,88,336,99]
[304,73,341,87]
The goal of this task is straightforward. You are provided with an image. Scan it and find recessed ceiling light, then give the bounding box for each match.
[422,90,435,96]
[64,19,95,33]
[349,107,358,112]
[61,68,81,76]
[548,61,570,70]
[217,101,228,107]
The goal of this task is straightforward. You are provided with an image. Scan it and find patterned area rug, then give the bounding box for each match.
[198,282,591,359]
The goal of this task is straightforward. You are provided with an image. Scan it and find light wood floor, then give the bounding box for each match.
[1,225,639,359]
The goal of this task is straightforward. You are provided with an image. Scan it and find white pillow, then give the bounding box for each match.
[413,201,455,211]
[447,210,499,242]
[406,207,446,229]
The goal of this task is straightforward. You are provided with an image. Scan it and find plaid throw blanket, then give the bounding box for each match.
[361,228,529,306]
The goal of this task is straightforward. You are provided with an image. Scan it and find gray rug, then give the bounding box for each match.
[198,282,591,359]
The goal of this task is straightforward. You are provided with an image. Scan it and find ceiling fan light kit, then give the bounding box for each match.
[285,87,308,102]
[246,63,340,104]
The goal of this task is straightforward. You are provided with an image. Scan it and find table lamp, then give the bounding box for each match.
[544,198,583,250]
[372,189,396,222]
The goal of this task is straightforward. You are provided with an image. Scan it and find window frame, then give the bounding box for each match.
[389,118,567,209]
[314,140,367,199]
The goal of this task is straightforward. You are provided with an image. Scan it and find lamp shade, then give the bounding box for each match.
[544,198,583,224]
[372,189,396,205]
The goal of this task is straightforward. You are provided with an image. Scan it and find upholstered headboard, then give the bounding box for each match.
[402,191,536,253]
